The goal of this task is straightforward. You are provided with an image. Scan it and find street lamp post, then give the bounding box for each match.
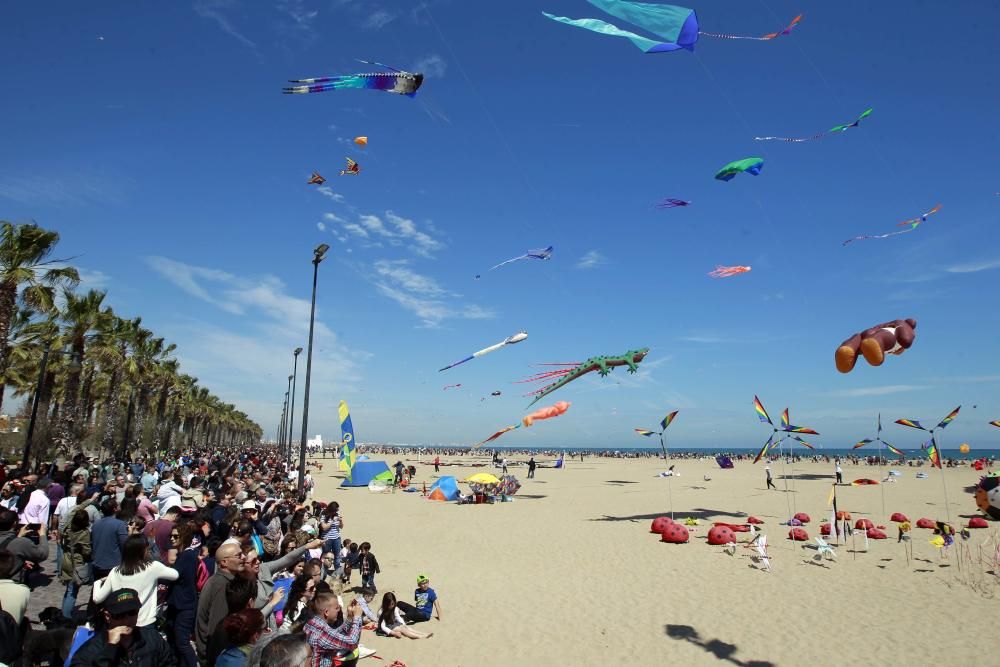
[22,344,80,474]
[298,243,329,495]
[287,347,303,461]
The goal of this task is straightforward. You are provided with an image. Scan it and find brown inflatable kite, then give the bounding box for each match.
[835,318,916,373]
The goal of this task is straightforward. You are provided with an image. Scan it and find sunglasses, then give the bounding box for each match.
[170,533,180,538]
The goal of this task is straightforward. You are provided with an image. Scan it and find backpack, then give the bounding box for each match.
[195,559,210,592]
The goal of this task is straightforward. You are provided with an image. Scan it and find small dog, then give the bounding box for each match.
[22,608,77,666]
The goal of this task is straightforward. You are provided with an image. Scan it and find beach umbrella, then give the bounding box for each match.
[465,473,501,485]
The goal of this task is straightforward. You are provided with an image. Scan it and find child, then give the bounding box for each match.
[341,542,359,584]
[377,592,433,639]
[357,541,380,592]
[397,574,442,623]
[355,587,379,624]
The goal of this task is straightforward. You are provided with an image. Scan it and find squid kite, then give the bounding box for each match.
[340,157,361,176]
[755,108,873,142]
[482,246,553,275]
[715,157,764,181]
[657,198,690,208]
[284,60,424,97]
[709,265,751,278]
[354,136,368,146]
[518,348,648,407]
[439,331,528,372]
[523,401,571,426]
[308,172,326,186]
[843,204,941,246]
[543,1,801,54]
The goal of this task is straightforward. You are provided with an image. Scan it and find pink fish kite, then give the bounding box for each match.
[523,401,571,427]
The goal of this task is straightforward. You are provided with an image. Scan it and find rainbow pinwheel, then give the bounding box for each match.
[752,395,819,464]
[895,406,960,469]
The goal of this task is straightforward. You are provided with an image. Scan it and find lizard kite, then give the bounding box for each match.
[517,348,649,407]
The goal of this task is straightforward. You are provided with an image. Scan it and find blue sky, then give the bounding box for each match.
[3,0,1000,450]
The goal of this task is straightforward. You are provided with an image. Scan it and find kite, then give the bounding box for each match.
[896,406,961,471]
[339,157,361,176]
[523,401,571,426]
[338,401,357,481]
[438,331,528,372]
[714,157,764,181]
[542,1,801,54]
[835,318,916,373]
[754,108,873,142]
[752,396,818,464]
[708,265,751,278]
[975,472,1000,520]
[354,136,368,146]
[843,204,941,245]
[491,391,502,397]
[443,384,462,391]
[308,172,326,186]
[484,246,554,274]
[517,348,648,407]
[284,60,424,97]
[473,424,520,449]
[657,198,690,208]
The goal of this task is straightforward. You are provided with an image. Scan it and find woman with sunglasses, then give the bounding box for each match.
[279,573,316,632]
[216,608,267,667]
[167,522,200,667]
[240,541,319,631]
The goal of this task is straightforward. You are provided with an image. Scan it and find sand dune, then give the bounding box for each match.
[311,454,996,666]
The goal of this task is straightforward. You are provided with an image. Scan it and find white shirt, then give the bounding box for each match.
[0,579,30,624]
[19,488,50,526]
[92,561,179,627]
[54,496,78,531]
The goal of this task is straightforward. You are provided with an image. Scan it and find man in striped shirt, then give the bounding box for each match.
[303,592,363,667]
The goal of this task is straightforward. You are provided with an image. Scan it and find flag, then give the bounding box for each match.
[660,410,679,431]
[925,440,941,469]
[338,401,357,480]
[635,428,656,437]
[884,442,904,457]
[853,439,873,450]
[895,418,926,430]
[935,406,961,430]
[753,395,772,425]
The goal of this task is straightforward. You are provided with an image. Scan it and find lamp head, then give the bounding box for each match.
[288,375,293,381]
[313,243,330,263]
[294,347,303,356]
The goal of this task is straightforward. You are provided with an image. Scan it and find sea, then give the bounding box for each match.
[382,445,1000,459]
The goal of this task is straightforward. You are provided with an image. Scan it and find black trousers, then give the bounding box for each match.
[396,601,430,624]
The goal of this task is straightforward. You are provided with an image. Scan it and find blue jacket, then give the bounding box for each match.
[91,516,128,569]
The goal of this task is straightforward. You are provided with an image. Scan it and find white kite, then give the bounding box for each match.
[438,331,528,372]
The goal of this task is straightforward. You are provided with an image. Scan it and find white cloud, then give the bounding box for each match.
[374,260,450,297]
[146,256,236,307]
[678,334,728,344]
[316,186,345,203]
[945,258,1000,274]
[363,8,398,29]
[194,0,256,48]
[326,210,443,257]
[412,54,447,78]
[827,385,927,398]
[576,250,606,270]
[316,221,326,231]
[78,268,111,290]
[371,259,493,327]
[0,170,124,207]
[276,0,318,38]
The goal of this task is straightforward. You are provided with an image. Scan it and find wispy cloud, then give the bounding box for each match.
[412,54,447,78]
[324,210,443,258]
[0,171,124,207]
[576,250,606,270]
[146,256,239,311]
[827,385,927,398]
[678,334,729,344]
[78,268,111,290]
[194,0,256,48]
[944,258,1000,274]
[316,221,326,231]
[275,0,318,42]
[371,259,493,327]
[316,186,345,203]
[363,8,398,29]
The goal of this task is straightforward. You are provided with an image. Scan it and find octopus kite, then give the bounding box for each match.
[308,172,326,185]
[709,265,751,278]
[843,205,941,246]
[284,61,424,97]
[835,319,916,373]
[340,157,361,176]
[517,348,648,407]
[754,108,873,142]
[543,1,801,54]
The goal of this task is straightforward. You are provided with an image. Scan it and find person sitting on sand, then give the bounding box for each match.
[377,592,433,640]
[396,574,441,624]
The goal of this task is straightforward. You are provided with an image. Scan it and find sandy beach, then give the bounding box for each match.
[313,453,997,666]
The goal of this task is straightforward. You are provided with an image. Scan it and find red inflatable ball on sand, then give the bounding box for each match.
[916,517,936,529]
[867,528,887,539]
[854,518,874,531]
[660,523,690,544]
[820,523,831,536]
[651,516,674,533]
[890,512,909,523]
[967,517,989,529]
[793,512,811,524]
[788,527,809,541]
[713,522,750,533]
[707,525,737,545]
[747,516,764,525]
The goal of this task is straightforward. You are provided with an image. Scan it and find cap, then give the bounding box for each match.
[241,500,258,511]
[104,588,141,615]
[416,574,429,584]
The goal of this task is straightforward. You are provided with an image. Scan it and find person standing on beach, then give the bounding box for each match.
[765,466,776,490]
[501,457,508,475]
[433,456,440,473]
[527,458,536,479]
[835,461,843,485]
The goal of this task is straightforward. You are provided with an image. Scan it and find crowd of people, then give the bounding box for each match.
[0,447,441,667]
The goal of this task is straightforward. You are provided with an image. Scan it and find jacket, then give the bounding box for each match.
[69,625,176,667]
[59,518,92,585]
[254,543,313,630]
[195,569,235,657]
[0,529,48,580]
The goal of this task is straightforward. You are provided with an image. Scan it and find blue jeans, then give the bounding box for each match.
[62,581,80,619]
[325,537,343,569]
[361,573,375,591]
[169,606,198,667]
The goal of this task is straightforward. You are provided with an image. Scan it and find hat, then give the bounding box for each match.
[104,588,141,615]
[241,500,258,511]
[416,574,429,584]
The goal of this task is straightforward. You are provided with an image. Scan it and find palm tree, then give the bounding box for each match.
[0,222,79,414]
[97,315,141,455]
